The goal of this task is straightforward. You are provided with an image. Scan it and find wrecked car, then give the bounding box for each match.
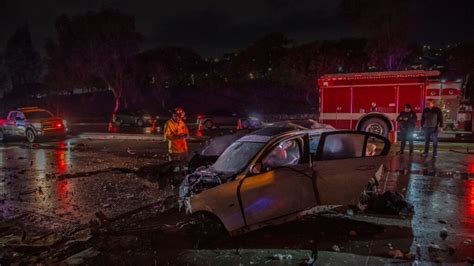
[179,128,390,237]
[188,119,335,171]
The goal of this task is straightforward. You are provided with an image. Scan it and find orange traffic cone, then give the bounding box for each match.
[236,119,242,130]
[151,119,158,133]
[388,130,397,143]
[196,121,203,137]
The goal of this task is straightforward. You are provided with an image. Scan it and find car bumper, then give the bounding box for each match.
[37,128,67,137]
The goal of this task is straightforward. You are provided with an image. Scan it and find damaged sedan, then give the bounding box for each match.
[179,127,390,237]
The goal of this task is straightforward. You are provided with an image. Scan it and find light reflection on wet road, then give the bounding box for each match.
[0,139,473,263]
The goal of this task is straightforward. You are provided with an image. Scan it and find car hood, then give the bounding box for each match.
[179,166,234,204]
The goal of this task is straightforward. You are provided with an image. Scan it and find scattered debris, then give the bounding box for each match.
[440,228,448,239]
[127,148,136,155]
[438,219,447,224]
[331,245,340,252]
[388,249,404,259]
[349,230,357,237]
[367,191,414,216]
[346,208,354,216]
[271,254,292,260]
[63,247,100,265]
[448,245,456,255]
[405,253,416,260]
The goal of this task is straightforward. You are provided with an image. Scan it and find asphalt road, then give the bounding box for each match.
[0,137,473,264]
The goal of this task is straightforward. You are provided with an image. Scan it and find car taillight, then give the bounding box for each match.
[56,123,63,128]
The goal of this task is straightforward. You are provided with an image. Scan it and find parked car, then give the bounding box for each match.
[0,107,67,143]
[197,109,261,129]
[179,128,390,237]
[113,109,154,127]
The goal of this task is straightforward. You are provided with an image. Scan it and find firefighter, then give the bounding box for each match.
[421,100,443,158]
[396,104,417,155]
[164,107,190,163]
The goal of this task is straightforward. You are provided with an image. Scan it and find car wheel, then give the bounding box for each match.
[358,176,379,210]
[114,118,123,126]
[203,120,214,129]
[26,129,37,143]
[136,119,144,127]
[360,118,389,137]
[189,212,226,243]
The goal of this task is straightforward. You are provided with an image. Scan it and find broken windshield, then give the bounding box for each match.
[212,141,265,175]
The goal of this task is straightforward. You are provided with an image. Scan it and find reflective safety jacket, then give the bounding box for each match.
[164,119,189,154]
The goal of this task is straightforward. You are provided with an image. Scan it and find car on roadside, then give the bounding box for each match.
[113,109,154,127]
[197,109,261,129]
[0,107,67,143]
[179,127,390,237]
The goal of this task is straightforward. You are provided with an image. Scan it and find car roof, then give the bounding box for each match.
[238,127,336,143]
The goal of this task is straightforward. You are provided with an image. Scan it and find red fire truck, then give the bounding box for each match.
[318,70,472,139]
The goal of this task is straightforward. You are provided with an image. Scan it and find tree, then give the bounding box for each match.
[341,0,415,70]
[447,43,474,99]
[0,54,13,98]
[4,24,41,97]
[47,10,141,115]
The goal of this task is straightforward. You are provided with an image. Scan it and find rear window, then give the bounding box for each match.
[24,111,53,120]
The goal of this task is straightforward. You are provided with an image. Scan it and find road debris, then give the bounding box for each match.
[367,191,414,216]
[331,245,340,252]
[271,254,293,260]
[388,249,404,259]
[440,228,448,239]
[63,247,100,265]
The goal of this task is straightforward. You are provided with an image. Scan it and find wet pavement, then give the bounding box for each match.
[0,138,473,264]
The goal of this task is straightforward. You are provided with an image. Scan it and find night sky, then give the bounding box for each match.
[0,0,472,56]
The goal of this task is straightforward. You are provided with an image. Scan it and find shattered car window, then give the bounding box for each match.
[366,137,386,156]
[212,141,265,174]
[262,139,301,171]
[321,133,364,160]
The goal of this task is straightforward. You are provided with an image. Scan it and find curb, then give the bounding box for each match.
[77,132,208,142]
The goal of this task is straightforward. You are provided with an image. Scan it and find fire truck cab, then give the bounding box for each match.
[318,70,471,138]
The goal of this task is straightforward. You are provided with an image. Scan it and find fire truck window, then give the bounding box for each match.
[321,134,364,160]
[262,139,301,171]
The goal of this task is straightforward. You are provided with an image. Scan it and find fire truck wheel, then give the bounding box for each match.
[360,118,389,137]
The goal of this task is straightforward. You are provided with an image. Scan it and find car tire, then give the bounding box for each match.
[358,176,379,211]
[26,129,37,143]
[203,120,214,129]
[114,118,123,126]
[360,118,389,137]
[136,119,144,127]
[189,212,226,244]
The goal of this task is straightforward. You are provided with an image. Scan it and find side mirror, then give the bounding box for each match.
[250,163,262,175]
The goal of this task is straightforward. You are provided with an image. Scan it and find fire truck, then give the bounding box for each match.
[318,70,472,139]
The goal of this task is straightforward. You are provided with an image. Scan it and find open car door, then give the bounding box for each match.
[313,131,390,206]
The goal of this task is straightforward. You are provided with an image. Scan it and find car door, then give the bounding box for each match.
[14,112,27,137]
[3,112,15,136]
[313,131,390,206]
[238,135,317,226]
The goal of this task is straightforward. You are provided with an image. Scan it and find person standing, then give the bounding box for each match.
[164,107,190,163]
[397,104,417,154]
[421,100,443,157]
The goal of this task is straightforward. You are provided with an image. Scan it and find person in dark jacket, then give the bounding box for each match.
[421,100,443,157]
[397,104,417,154]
